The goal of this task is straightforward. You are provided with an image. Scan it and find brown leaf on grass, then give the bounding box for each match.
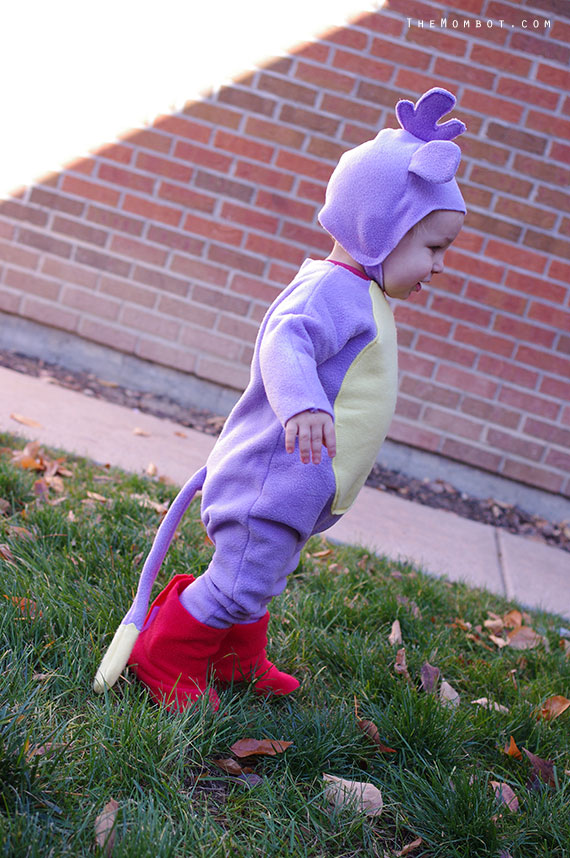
[491,781,519,812]
[9,596,41,618]
[0,497,10,515]
[489,634,508,648]
[506,626,542,650]
[131,494,169,515]
[33,479,50,501]
[213,757,244,775]
[86,491,109,504]
[523,748,556,790]
[439,680,460,708]
[25,742,64,762]
[0,544,15,563]
[322,774,383,816]
[310,548,333,559]
[420,662,440,693]
[395,836,423,856]
[94,798,119,856]
[230,738,293,758]
[503,609,523,629]
[357,720,396,753]
[394,648,411,682]
[471,698,510,714]
[10,413,43,428]
[6,525,34,541]
[537,695,570,722]
[388,619,403,646]
[504,736,523,760]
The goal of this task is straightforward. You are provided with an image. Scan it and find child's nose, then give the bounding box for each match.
[432,253,445,274]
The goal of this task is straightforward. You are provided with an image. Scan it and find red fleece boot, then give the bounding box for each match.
[213,612,300,696]
[128,574,230,712]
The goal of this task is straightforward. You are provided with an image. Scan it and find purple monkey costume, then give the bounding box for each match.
[93,88,466,711]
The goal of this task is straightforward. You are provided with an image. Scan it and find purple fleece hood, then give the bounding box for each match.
[318,87,467,270]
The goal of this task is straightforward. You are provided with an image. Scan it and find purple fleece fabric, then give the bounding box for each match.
[318,87,466,278]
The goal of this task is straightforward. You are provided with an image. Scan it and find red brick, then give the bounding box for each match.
[469,165,532,198]
[61,286,120,321]
[183,212,243,246]
[124,128,172,154]
[133,263,192,296]
[61,176,121,207]
[275,151,332,183]
[395,306,452,338]
[279,105,340,138]
[558,335,570,356]
[487,427,546,460]
[486,239,547,274]
[18,228,73,259]
[453,230,484,255]
[86,205,145,236]
[321,93,381,126]
[551,141,570,165]
[536,186,570,214]
[219,201,277,235]
[291,40,330,63]
[21,297,78,332]
[470,43,532,76]
[75,247,130,277]
[0,220,14,240]
[398,351,436,378]
[0,199,48,227]
[461,396,521,429]
[256,73,317,106]
[505,270,566,304]
[213,130,274,163]
[329,50,392,83]
[512,31,569,65]
[217,85,277,118]
[442,438,502,472]
[0,238,40,270]
[395,396,422,420]
[244,117,305,149]
[121,195,181,228]
[208,243,266,276]
[181,324,243,360]
[147,225,205,257]
[497,76,559,110]
[173,140,232,173]
[280,221,330,252]
[493,315,554,348]
[516,344,570,377]
[499,386,560,421]
[435,57,495,89]
[430,295,490,327]
[96,143,134,165]
[52,215,108,247]
[396,68,456,95]
[448,250,503,283]
[552,17,570,42]
[388,419,441,452]
[523,417,570,449]
[262,56,293,77]
[487,123,547,156]
[465,211,522,243]
[100,275,157,308]
[123,304,180,340]
[196,355,250,390]
[523,230,570,261]
[436,364,498,398]
[135,336,197,373]
[192,283,249,317]
[5,268,60,300]
[459,136,510,167]
[454,324,515,357]
[541,375,570,401]
[134,151,193,183]
[424,406,483,440]
[322,24,369,50]
[528,301,570,333]
[536,62,570,90]
[110,234,167,267]
[64,156,96,176]
[170,255,228,287]
[400,376,460,408]
[545,448,570,474]
[478,354,538,389]
[461,185,493,210]
[234,160,293,193]
[341,121,382,147]
[29,187,85,217]
[528,110,570,142]
[0,289,21,313]
[357,81,405,111]
[194,169,255,203]
[268,261,304,285]
[217,314,260,345]
[153,114,212,143]
[549,259,570,283]
[231,272,280,303]
[354,9,404,36]
[294,59,355,94]
[502,459,563,492]
[495,198,556,230]
[417,334,477,367]
[256,190,315,222]
[97,164,155,194]
[513,154,570,188]
[297,179,327,204]
[182,100,243,129]
[245,233,305,267]
[80,318,137,352]
[406,25,467,57]
[156,294,217,329]
[40,258,94,292]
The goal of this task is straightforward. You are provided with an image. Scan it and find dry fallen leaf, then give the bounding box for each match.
[491,781,519,812]
[504,736,523,760]
[0,544,15,563]
[503,609,523,628]
[213,757,245,775]
[388,619,403,646]
[230,738,293,758]
[420,662,440,693]
[322,774,383,816]
[9,596,41,619]
[537,695,570,722]
[395,836,423,856]
[94,798,119,856]
[489,634,508,648]
[10,413,43,428]
[471,698,510,714]
[523,748,556,790]
[439,680,460,708]
[507,626,542,650]
[356,719,396,753]
[394,647,411,682]
[86,491,109,504]
[131,494,169,515]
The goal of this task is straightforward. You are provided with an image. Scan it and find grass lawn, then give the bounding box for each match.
[1,432,569,858]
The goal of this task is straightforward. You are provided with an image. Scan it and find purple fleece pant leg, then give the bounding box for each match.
[179,515,305,628]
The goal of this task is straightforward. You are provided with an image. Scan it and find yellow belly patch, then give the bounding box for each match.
[331,284,398,514]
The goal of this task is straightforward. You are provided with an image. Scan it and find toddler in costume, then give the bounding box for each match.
[94,87,466,711]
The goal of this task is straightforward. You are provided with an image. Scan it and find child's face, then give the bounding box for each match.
[382,209,464,300]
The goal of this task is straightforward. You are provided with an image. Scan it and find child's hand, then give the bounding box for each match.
[284,410,336,464]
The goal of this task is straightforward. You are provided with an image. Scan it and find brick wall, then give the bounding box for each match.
[1,0,569,497]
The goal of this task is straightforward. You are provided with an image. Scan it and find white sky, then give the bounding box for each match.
[2,0,381,197]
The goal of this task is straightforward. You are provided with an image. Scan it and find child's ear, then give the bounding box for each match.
[408,140,461,184]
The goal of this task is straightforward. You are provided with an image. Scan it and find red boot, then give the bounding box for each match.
[213,613,300,696]
[128,574,229,711]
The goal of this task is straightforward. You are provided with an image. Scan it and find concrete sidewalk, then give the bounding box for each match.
[1,365,568,619]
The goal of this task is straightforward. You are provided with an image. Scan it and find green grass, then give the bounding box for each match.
[1,431,569,857]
